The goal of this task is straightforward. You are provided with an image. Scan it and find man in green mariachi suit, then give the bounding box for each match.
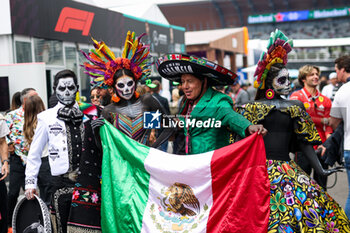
[157,54,267,154]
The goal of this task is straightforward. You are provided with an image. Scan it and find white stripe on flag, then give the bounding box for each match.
[141,148,214,233]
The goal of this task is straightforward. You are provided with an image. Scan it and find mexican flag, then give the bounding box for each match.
[100,121,270,233]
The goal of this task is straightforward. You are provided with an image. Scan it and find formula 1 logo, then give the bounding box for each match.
[54,7,95,36]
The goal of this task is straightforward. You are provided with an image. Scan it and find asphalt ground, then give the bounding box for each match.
[326,168,348,209]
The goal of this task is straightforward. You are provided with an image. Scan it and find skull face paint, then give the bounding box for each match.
[272,68,291,96]
[55,77,78,106]
[115,75,135,100]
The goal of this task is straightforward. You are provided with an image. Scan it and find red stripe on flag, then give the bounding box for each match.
[83,105,98,116]
[208,133,270,233]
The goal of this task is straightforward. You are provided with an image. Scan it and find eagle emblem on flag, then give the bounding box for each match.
[162,183,200,216]
[149,183,209,232]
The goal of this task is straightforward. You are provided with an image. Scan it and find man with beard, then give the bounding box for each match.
[25,69,102,232]
[290,65,333,189]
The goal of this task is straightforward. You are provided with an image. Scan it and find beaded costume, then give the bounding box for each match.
[237,30,350,232]
[82,31,171,147]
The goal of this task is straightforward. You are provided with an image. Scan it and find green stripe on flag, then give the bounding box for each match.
[100,120,151,233]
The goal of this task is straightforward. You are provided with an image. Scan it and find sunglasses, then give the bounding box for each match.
[311,97,318,108]
[90,95,100,99]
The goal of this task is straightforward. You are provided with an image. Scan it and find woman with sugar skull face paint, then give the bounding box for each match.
[82,31,173,147]
[270,67,291,96]
[115,74,135,100]
[236,30,349,232]
[101,68,172,146]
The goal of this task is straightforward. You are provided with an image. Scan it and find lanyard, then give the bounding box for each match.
[301,88,319,108]
[185,102,194,154]
[232,88,242,101]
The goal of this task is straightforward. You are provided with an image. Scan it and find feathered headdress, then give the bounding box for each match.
[81,31,152,88]
[254,29,293,89]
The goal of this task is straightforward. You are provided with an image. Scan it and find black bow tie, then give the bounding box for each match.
[57,106,83,124]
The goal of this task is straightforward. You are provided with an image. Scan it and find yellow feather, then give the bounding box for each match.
[93,42,105,58]
[75,91,80,102]
[130,38,138,58]
[95,77,105,81]
[91,37,99,45]
[122,31,131,58]
[131,32,135,45]
[103,45,116,60]
[98,41,116,60]
[125,41,134,59]
[90,37,105,58]
[97,43,104,52]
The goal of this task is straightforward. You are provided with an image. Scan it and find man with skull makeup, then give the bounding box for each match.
[25,69,103,233]
[236,30,349,232]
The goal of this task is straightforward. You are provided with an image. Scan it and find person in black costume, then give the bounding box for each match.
[236,30,348,232]
[150,80,170,114]
[101,69,172,146]
[149,80,170,152]
[82,31,173,147]
[252,63,338,171]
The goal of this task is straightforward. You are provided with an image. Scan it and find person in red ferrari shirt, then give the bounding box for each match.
[290,65,333,189]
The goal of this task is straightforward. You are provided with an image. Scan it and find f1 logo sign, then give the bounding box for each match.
[55,7,94,36]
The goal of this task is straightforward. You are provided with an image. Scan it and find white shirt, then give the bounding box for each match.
[321,83,335,100]
[0,114,9,138]
[0,114,10,171]
[330,82,350,150]
[25,102,80,189]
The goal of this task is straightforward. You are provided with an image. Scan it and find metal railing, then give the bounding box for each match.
[288,51,347,62]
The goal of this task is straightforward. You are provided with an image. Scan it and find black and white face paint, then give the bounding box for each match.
[55,77,78,106]
[272,68,291,96]
[115,75,135,100]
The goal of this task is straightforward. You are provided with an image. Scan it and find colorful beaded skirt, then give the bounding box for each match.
[267,159,350,232]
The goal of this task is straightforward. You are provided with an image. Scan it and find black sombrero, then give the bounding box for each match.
[12,195,51,233]
[156,53,238,86]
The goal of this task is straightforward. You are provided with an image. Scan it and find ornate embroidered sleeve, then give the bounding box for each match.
[234,102,275,125]
[283,105,322,145]
[25,117,49,190]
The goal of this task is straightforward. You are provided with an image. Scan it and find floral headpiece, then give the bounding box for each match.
[254,29,293,89]
[82,31,152,88]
